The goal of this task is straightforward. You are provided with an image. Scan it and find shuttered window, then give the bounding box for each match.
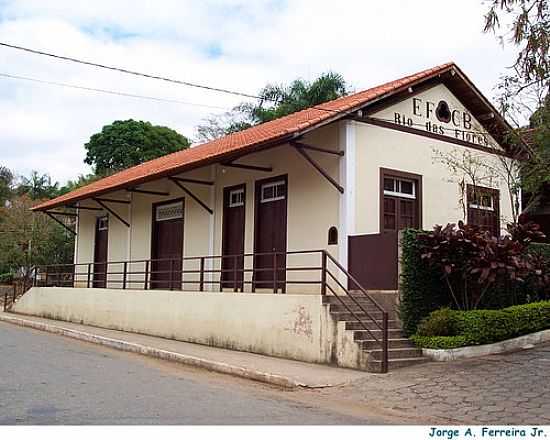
[467,185,500,236]
[381,170,421,232]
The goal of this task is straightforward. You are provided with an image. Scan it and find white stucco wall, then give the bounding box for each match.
[13,287,336,364]
[74,123,343,293]
[354,84,515,235]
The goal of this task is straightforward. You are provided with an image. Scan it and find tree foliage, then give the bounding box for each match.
[0,165,14,206]
[16,171,60,200]
[418,220,546,310]
[196,72,349,142]
[84,119,191,175]
[484,0,549,88]
[0,195,74,282]
[58,173,101,196]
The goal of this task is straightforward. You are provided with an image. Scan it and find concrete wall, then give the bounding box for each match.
[13,287,340,365]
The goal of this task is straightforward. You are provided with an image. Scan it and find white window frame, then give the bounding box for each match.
[155,201,184,222]
[469,193,495,211]
[228,188,245,208]
[383,177,416,199]
[260,180,286,203]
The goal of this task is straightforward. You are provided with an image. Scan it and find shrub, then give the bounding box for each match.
[410,335,468,349]
[399,229,450,336]
[412,301,550,349]
[0,273,13,284]
[399,224,549,336]
[416,308,458,337]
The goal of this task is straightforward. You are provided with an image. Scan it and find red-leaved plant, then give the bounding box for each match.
[417,220,546,310]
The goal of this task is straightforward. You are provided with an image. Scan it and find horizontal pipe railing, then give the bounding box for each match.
[34,248,389,373]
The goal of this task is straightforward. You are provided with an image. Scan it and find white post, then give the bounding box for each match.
[338,120,357,273]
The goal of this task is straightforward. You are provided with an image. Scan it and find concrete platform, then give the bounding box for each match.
[0,311,370,389]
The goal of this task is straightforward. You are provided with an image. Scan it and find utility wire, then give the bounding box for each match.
[0,41,339,114]
[0,72,230,110]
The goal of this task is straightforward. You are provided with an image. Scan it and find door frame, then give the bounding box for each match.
[221,183,247,290]
[150,197,185,289]
[253,174,289,292]
[93,215,109,288]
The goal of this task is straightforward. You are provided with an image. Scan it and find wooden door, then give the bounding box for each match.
[221,184,246,290]
[93,216,109,288]
[151,200,184,290]
[348,232,398,290]
[253,176,288,292]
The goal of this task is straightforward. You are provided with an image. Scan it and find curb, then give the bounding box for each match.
[0,313,303,389]
[422,329,550,361]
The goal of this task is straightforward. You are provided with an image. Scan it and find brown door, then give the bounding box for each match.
[348,232,398,290]
[221,184,246,290]
[253,176,288,292]
[93,216,109,288]
[151,200,184,290]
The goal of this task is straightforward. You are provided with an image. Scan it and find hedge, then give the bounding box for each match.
[411,300,550,349]
[399,229,449,336]
[399,230,550,336]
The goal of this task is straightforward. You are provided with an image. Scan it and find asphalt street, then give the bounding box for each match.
[0,321,369,425]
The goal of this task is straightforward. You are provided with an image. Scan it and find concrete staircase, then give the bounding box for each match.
[323,295,426,372]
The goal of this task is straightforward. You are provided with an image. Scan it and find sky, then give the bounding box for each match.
[0,0,518,184]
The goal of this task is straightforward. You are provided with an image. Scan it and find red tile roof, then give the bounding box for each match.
[33,62,456,211]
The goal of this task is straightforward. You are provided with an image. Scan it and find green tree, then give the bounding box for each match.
[196,72,349,142]
[16,171,59,200]
[522,96,550,198]
[0,165,14,206]
[58,173,101,196]
[484,0,549,88]
[84,119,191,175]
[483,0,549,215]
[0,195,74,282]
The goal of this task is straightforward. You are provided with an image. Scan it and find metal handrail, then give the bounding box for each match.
[34,248,389,373]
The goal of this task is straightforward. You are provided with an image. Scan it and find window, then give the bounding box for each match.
[228,188,245,207]
[328,226,338,245]
[260,180,286,203]
[155,201,183,222]
[97,216,108,231]
[467,185,500,236]
[383,177,416,199]
[381,169,422,232]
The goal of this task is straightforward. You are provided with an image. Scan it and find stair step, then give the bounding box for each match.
[345,320,401,330]
[370,347,423,360]
[358,338,414,350]
[331,311,392,322]
[353,329,404,340]
[367,357,427,373]
[322,296,384,306]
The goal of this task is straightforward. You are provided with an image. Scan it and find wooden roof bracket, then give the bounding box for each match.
[292,143,344,194]
[168,177,213,215]
[93,198,130,227]
[44,211,77,236]
[290,140,344,156]
[222,162,273,172]
[127,188,170,196]
[170,176,214,186]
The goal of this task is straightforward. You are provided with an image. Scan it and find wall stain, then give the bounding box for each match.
[285,306,313,340]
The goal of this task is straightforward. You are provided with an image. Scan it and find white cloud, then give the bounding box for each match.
[0,0,517,183]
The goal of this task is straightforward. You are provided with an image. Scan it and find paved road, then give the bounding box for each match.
[328,341,550,424]
[0,321,367,425]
